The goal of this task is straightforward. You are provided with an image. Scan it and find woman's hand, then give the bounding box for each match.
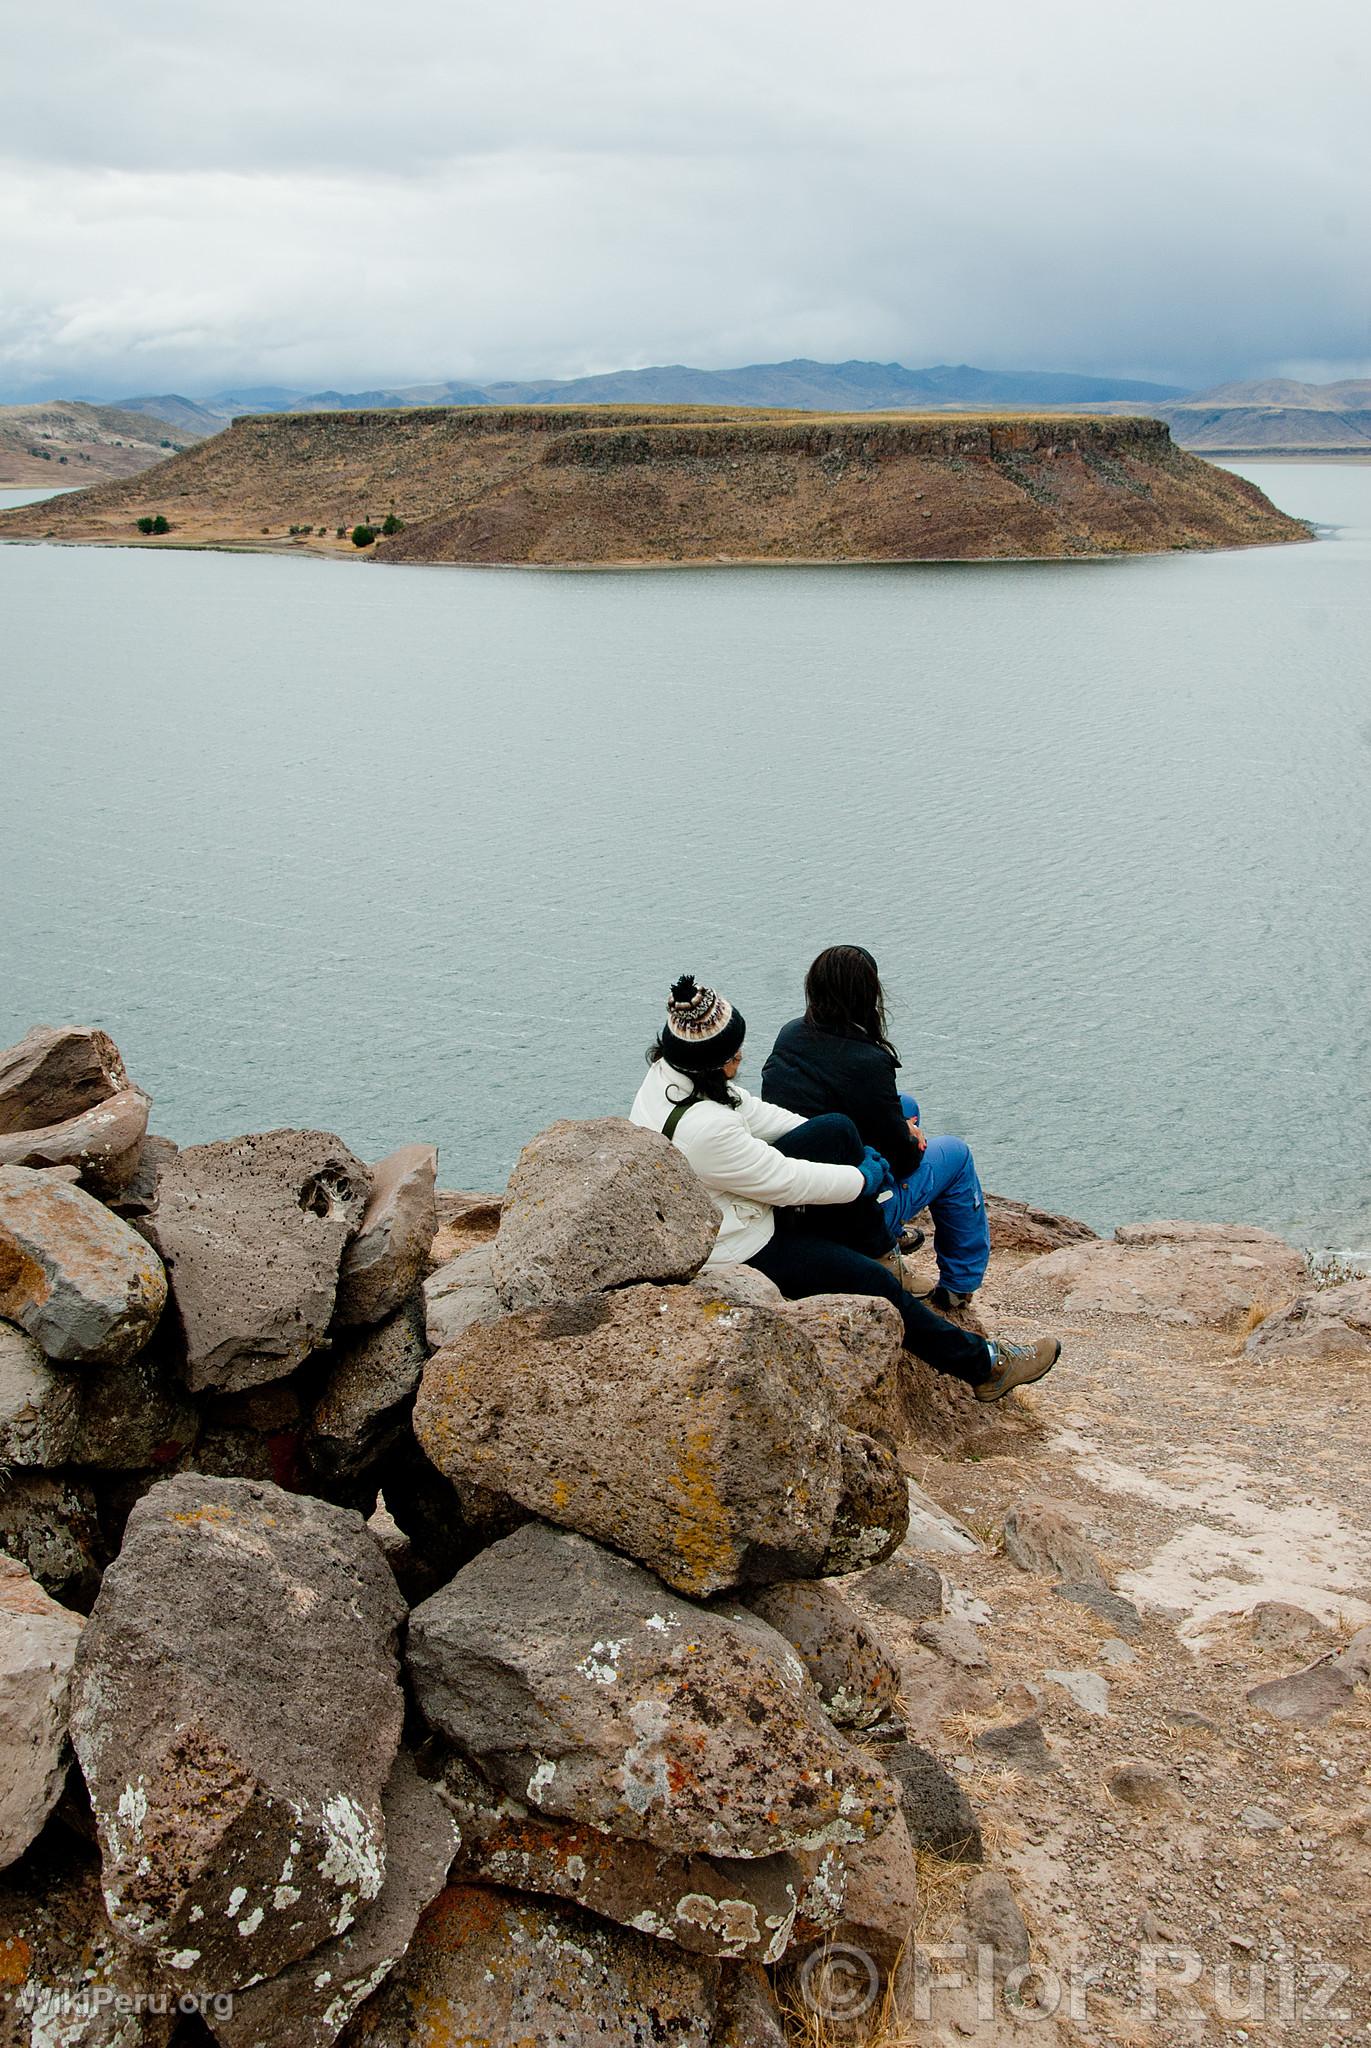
[857,1146,894,1199]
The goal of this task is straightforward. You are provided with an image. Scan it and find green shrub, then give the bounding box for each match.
[335,525,346,538]
[136,516,156,534]
[381,512,405,536]
[351,524,377,548]
[137,514,171,534]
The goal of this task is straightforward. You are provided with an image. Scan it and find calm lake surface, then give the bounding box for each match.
[3,464,1368,1252]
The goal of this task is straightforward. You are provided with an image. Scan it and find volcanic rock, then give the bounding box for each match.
[0,1841,182,2047]
[406,1523,896,1859]
[777,1293,902,1435]
[335,1144,438,1327]
[689,1262,786,1309]
[1005,1219,1305,1328]
[742,1581,900,1729]
[0,1321,80,1465]
[422,1246,502,1348]
[438,1751,810,1962]
[1246,1627,1371,1727]
[962,1870,1030,1976]
[821,1430,909,1574]
[984,1192,1097,1254]
[306,1296,427,1490]
[0,1470,102,1609]
[336,1883,722,2048]
[0,1086,152,1199]
[0,1554,84,1867]
[69,1474,406,1989]
[214,1753,459,2048]
[490,1117,718,1309]
[141,1129,370,1393]
[68,1327,199,1470]
[0,1026,129,1133]
[414,1285,846,1596]
[1003,1502,1109,1585]
[879,1739,983,1861]
[0,1166,167,1367]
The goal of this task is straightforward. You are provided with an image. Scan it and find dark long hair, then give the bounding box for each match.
[803,945,899,1061]
[647,1036,739,1107]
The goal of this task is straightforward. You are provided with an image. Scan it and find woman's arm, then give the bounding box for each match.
[844,1048,920,1177]
[695,1110,864,1208]
[736,1088,808,1144]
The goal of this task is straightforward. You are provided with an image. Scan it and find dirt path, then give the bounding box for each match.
[847,1248,1371,2046]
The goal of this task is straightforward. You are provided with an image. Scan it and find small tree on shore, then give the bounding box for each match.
[351,524,377,548]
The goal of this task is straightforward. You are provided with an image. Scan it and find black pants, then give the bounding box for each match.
[747,1114,991,1387]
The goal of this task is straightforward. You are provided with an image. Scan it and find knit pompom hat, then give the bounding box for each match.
[661,973,746,1072]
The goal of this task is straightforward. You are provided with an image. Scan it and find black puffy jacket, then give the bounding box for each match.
[761,1017,920,1178]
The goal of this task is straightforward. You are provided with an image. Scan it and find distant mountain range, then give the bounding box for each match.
[1153,378,1371,453]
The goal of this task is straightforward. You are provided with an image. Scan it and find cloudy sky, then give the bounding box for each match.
[2,0,1367,401]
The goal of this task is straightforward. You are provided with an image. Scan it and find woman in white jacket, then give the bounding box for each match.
[630,976,1059,1401]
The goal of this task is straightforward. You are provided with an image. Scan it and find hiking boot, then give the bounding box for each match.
[929,1284,973,1314]
[899,1226,926,1255]
[973,1336,1061,1403]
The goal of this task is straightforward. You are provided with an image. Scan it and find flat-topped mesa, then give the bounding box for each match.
[0,401,1307,563]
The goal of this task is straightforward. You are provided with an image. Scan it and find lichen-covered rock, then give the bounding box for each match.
[490,1117,719,1309]
[820,1430,909,1575]
[0,1086,152,1200]
[335,1145,438,1328]
[415,1285,845,1596]
[0,1026,129,1135]
[0,1166,167,1367]
[0,1841,182,2048]
[0,1469,102,1609]
[337,1884,722,2048]
[689,1263,785,1309]
[214,1753,459,2048]
[1004,1219,1305,1328]
[406,1523,897,1860]
[0,1321,80,1466]
[776,1294,903,1435]
[1245,1277,1371,1364]
[438,1751,810,1962]
[0,1554,84,1868]
[142,1130,371,1393]
[742,1581,900,1729]
[306,1297,427,1490]
[422,1246,502,1349]
[69,1474,406,1990]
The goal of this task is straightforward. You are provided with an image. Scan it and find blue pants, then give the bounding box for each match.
[887,1094,990,1297]
[746,1113,992,1386]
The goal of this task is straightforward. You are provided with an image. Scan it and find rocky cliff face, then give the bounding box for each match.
[0,403,1308,562]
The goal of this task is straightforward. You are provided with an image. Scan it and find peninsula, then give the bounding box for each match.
[0,405,1306,564]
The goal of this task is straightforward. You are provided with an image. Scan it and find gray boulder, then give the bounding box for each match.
[142,1130,370,1393]
[414,1285,846,1596]
[962,1870,1031,1977]
[335,1144,438,1328]
[0,1025,129,1133]
[690,1262,785,1309]
[306,1297,427,1490]
[0,1086,152,1199]
[490,1117,719,1309]
[741,1581,900,1729]
[336,1883,722,2048]
[0,1554,85,1867]
[0,1165,167,1367]
[422,1246,502,1349]
[776,1293,902,1435]
[1003,1502,1109,1585]
[70,1474,406,1989]
[0,1321,80,1465]
[1247,1627,1371,1727]
[879,1739,983,1861]
[1003,1219,1305,1329]
[213,1753,459,2048]
[406,1523,897,1859]
[438,1751,812,1962]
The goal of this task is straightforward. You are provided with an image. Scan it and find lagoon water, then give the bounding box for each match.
[2,464,1368,1251]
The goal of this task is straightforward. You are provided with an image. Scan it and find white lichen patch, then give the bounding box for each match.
[116,1781,148,1837]
[167,1950,200,1971]
[644,1612,681,1634]
[628,1908,676,1939]
[226,1887,247,1918]
[619,1699,672,1816]
[526,1758,557,1805]
[274,1883,301,1909]
[575,1637,626,1685]
[237,1906,264,1936]
[316,1792,384,1903]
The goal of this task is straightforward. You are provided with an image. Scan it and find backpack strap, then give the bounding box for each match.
[662,1096,700,1143]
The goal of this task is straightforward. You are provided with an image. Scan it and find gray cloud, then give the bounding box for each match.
[2,0,1367,398]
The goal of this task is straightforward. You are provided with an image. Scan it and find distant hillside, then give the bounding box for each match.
[1159,378,1371,454]
[149,359,1188,423]
[0,405,1306,565]
[0,398,215,487]
[106,394,225,439]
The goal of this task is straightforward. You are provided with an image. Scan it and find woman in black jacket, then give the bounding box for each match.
[762,944,991,1314]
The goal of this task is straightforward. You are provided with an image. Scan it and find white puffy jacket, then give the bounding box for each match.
[628,1057,864,1265]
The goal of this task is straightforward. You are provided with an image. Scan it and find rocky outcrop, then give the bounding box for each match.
[305,1296,427,1491]
[0,1025,150,1197]
[422,1245,501,1347]
[0,1555,84,1866]
[1005,1219,1306,1328]
[0,1320,80,1465]
[1244,1276,1371,1364]
[70,1474,406,1988]
[141,1130,370,1391]
[414,1285,852,1596]
[984,1192,1098,1253]
[0,1166,167,1365]
[776,1293,902,1435]
[490,1117,718,1309]
[406,1522,896,1858]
